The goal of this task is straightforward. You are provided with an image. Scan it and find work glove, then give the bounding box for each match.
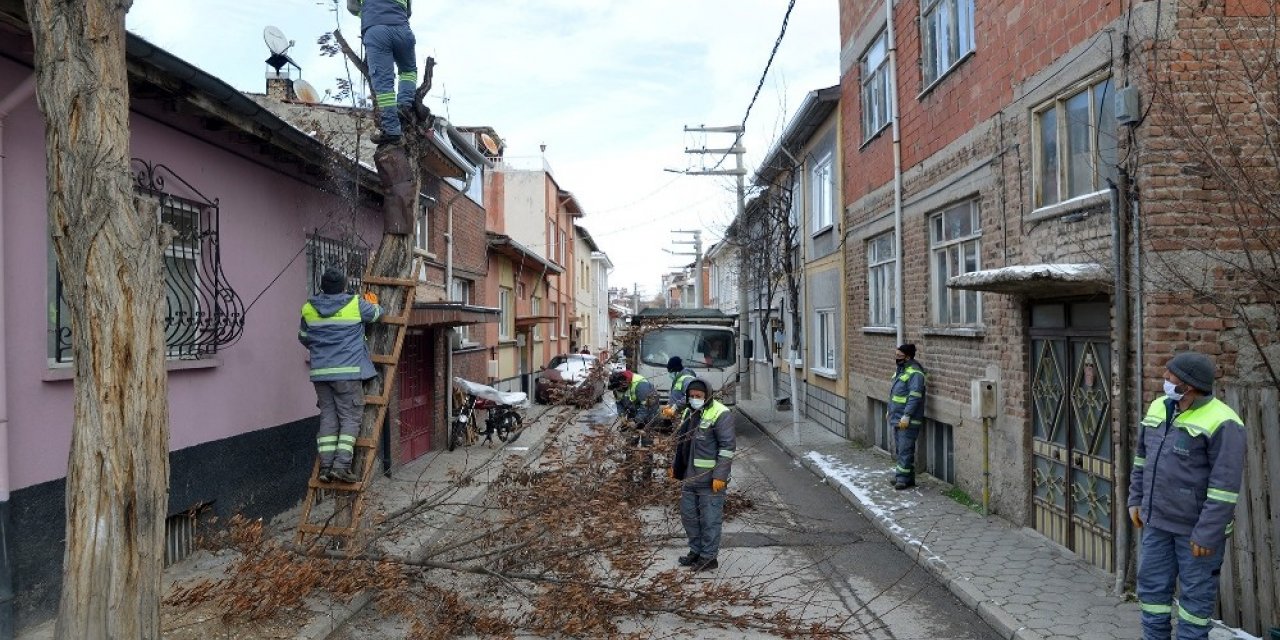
[712,479,727,493]
[362,291,379,305]
[1128,505,1143,529]
[667,467,676,480]
[897,416,910,429]
[661,405,677,420]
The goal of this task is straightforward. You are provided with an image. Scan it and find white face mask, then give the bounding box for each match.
[689,398,706,411]
[1163,380,1184,401]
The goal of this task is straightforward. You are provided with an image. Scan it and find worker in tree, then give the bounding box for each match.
[669,379,736,572]
[347,0,416,145]
[299,268,383,483]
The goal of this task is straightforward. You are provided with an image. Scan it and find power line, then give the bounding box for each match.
[701,0,798,173]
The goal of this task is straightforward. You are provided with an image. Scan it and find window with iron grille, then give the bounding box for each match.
[48,160,245,364]
[306,232,369,296]
[921,418,956,484]
[451,277,474,346]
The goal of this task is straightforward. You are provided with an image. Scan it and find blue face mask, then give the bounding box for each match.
[689,398,706,411]
[1163,380,1184,401]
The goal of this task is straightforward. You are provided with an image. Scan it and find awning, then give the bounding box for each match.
[515,314,557,327]
[947,263,1109,295]
[410,302,499,327]
[486,233,564,274]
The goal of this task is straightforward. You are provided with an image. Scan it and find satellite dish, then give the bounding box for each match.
[294,79,320,104]
[479,133,500,155]
[264,26,292,56]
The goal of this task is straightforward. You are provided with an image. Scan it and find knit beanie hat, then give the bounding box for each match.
[897,344,916,360]
[685,378,709,397]
[667,356,684,373]
[1167,352,1215,394]
[321,268,346,294]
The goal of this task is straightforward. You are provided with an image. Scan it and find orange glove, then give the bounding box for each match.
[362,291,379,305]
[661,405,677,420]
[1128,505,1143,529]
[712,479,727,493]
[667,467,676,480]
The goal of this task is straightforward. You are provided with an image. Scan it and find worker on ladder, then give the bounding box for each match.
[347,0,416,145]
[299,268,383,483]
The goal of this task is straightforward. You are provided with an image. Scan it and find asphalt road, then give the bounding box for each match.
[333,408,1000,639]
[724,418,1000,639]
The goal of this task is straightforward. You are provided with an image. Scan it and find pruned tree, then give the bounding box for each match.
[21,0,171,637]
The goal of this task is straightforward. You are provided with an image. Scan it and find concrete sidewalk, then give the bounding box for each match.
[17,402,577,640]
[735,395,1254,640]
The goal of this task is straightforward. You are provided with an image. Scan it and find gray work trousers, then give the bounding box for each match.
[315,380,364,470]
[680,485,725,560]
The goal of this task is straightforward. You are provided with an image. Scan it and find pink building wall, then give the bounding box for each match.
[0,59,382,492]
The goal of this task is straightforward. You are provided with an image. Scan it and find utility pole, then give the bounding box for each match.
[632,283,640,314]
[681,125,750,399]
[668,230,703,309]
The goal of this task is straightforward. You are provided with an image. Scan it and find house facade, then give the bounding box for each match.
[0,24,405,630]
[753,86,848,437]
[835,1,1280,629]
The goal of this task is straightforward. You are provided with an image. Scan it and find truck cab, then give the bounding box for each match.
[627,308,738,405]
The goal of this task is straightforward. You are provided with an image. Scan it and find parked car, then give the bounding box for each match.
[535,354,606,406]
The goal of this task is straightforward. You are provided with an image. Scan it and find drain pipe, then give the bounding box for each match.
[0,73,36,640]
[443,170,475,430]
[1110,171,1131,595]
[885,0,905,345]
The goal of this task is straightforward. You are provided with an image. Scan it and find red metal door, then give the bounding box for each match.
[399,330,432,462]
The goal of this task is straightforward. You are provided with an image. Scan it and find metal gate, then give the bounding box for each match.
[398,330,433,462]
[1030,301,1115,572]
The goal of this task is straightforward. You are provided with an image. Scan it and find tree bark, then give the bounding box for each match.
[22,1,171,638]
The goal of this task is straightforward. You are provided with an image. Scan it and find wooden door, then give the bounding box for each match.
[398,330,432,462]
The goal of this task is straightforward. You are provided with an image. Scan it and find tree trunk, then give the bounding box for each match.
[22,1,171,638]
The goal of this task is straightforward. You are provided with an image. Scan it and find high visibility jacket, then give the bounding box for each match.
[887,359,926,426]
[1128,395,1246,551]
[347,0,411,33]
[299,293,382,382]
[668,369,697,408]
[617,375,657,424]
[672,401,735,486]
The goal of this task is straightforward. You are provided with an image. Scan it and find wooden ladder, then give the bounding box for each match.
[295,257,423,549]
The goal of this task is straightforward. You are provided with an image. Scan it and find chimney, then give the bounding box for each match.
[266,74,296,101]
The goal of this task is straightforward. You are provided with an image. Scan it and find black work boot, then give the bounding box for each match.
[329,467,360,484]
[370,131,402,146]
[690,556,719,572]
[677,551,699,567]
[894,479,916,491]
[318,466,333,483]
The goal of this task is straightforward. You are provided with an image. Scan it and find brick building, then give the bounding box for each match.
[836,2,1279,626]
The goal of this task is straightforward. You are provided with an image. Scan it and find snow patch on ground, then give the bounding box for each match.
[805,451,943,565]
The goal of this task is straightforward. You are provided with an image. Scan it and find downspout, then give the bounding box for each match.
[0,73,37,640]
[885,0,906,345]
[1109,175,1131,594]
[443,171,475,430]
[1127,169,1145,590]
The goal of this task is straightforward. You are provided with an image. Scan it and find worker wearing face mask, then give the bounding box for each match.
[668,379,735,572]
[1128,352,1245,640]
[660,356,697,422]
[887,343,927,490]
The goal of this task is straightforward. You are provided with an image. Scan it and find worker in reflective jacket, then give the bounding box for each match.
[888,343,927,490]
[298,268,383,484]
[347,0,416,145]
[1127,352,1245,640]
[608,370,657,427]
[669,379,735,572]
[660,356,698,423]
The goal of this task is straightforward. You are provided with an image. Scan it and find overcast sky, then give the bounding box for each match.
[126,0,840,298]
